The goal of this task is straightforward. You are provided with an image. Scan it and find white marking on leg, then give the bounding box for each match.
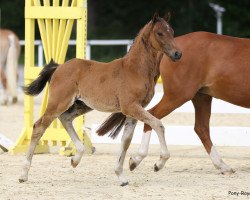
[209,145,233,174]
[64,122,85,167]
[153,121,170,171]
[19,158,31,182]
[115,119,136,185]
[59,112,85,167]
[19,138,39,182]
[1,90,8,105]
[131,131,151,167]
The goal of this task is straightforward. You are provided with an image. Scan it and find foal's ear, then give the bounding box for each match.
[163,12,171,23]
[152,12,160,24]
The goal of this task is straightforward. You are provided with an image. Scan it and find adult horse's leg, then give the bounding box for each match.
[192,93,234,174]
[129,95,188,171]
[0,67,8,105]
[59,100,92,168]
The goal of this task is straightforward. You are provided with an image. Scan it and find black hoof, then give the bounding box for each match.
[120,182,129,187]
[19,179,25,183]
[154,163,159,172]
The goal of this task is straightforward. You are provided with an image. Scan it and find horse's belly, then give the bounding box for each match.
[79,96,120,112]
[219,96,250,109]
[207,89,250,109]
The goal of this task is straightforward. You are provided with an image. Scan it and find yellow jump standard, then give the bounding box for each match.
[9,0,93,155]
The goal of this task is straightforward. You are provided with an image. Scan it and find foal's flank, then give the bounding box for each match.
[19,13,181,186]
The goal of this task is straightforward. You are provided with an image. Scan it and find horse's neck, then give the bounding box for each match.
[123,34,159,79]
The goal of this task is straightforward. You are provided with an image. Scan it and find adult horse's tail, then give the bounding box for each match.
[96,113,127,139]
[24,60,58,96]
[6,34,18,101]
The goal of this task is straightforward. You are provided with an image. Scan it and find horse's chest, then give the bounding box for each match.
[141,83,155,107]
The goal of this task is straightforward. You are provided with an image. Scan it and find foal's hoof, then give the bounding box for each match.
[71,158,78,168]
[154,163,160,172]
[19,179,26,183]
[129,157,137,171]
[120,181,129,187]
[91,146,96,154]
[19,177,28,183]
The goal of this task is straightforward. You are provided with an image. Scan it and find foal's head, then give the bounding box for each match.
[146,13,182,61]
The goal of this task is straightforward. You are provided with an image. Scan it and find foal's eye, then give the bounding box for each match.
[157,32,163,36]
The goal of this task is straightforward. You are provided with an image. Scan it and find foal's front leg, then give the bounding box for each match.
[123,104,170,172]
[115,118,137,186]
[129,130,151,171]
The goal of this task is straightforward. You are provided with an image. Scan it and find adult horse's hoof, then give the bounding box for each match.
[12,97,18,104]
[129,157,137,171]
[120,182,129,187]
[71,158,78,168]
[154,163,160,172]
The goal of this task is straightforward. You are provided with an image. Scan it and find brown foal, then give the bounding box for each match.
[19,13,181,186]
[98,32,250,175]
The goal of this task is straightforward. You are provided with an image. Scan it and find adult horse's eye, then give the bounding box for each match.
[157,32,163,36]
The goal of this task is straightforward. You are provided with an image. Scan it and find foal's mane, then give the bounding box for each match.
[126,21,153,54]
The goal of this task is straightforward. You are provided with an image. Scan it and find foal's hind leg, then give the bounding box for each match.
[192,93,234,174]
[59,100,92,168]
[19,111,58,182]
[115,118,137,186]
[19,90,76,182]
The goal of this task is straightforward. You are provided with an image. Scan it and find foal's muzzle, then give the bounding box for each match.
[174,51,182,60]
[166,50,182,62]
[170,51,182,61]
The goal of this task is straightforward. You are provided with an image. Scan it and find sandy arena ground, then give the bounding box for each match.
[0,84,250,200]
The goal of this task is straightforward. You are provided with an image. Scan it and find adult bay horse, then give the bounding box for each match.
[97,31,250,175]
[19,14,182,186]
[0,29,20,105]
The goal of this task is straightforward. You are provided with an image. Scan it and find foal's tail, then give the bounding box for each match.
[23,60,59,96]
[96,112,127,139]
[6,34,18,98]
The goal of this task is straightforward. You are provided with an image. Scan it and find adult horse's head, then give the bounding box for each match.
[147,13,182,61]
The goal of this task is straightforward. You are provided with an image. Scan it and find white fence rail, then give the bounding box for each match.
[19,39,133,66]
